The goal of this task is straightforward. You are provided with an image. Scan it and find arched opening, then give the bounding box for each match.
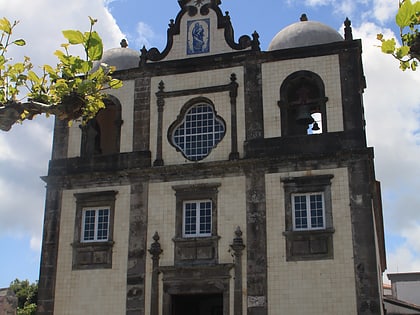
[279,71,328,136]
[81,96,123,157]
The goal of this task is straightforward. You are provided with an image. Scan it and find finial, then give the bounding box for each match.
[169,19,175,28]
[300,13,308,22]
[158,80,165,92]
[252,31,261,51]
[344,17,353,40]
[152,231,160,242]
[120,39,128,48]
[235,226,243,238]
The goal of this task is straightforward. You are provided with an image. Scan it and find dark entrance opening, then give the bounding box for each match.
[172,294,223,315]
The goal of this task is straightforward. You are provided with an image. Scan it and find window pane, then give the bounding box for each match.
[294,195,308,229]
[310,194,324,228]
[199,201,212,234]
[183,200,212,237]
[83,210,96,241]
[97,208,109,240]
[184,202,197,235]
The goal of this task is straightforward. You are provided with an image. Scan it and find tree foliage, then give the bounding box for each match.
[9,279,38,315]
[0,17,122,131]
[377,0,420,70]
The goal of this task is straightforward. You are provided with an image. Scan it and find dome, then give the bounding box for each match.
[268,17,343,51]
[93,41,140,71]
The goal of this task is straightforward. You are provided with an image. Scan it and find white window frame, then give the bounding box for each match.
[292,192,325,231]
[182,199,212,238]
[81,207,110,242]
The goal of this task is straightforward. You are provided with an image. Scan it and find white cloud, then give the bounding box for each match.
[373,0,398,23]
[0,0,124,253]
[353,22,420,274]
[303,0,369,18]
[134,21,155,49]
[300,0,396,24]
[387,245,420,276]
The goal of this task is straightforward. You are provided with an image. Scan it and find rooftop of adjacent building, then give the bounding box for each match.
[384,272,420,314]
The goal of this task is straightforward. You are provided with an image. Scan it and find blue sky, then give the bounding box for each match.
[0,0,419,288]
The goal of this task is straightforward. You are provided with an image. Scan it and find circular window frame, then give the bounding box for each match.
[168,97,226,161]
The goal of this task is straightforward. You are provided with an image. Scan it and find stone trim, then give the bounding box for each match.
[36,188,63,315]
[245,169,268,314]
[281,175,334,261]
[72,190,117,270]
[278,70,328,137]
[126,182,149,315]
[80,95,123,158]
[167,96,227,161]
[230,227,245,315]
[160,264,233,315]
[154,75,238,165]
[172,183,221,265]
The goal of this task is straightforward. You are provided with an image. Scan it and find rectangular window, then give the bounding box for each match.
[292,193,325,231]
[183,200,212,237]
[282,175,334,261]
[81,207,110,242]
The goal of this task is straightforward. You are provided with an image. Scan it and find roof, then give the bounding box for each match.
[268,16,343,51]
[94,40,140,71]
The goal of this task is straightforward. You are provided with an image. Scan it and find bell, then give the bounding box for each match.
[295,105,314,125]
[312,122,320,131]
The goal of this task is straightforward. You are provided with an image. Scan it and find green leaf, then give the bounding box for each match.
[13,39,26,46]
[27,70,40,83]
[109,78,123,89]
[85,31,103,61]
[0,17,12,34]
[414,1,420,14]
[62,30,85,45]
[381,38,396,54]
[396,45,410,58]
[80,60,92,74]
[397,0,416,28]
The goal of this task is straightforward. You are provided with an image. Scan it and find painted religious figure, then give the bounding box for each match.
[187,19,210,55]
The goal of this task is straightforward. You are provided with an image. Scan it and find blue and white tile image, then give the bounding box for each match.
[187,19,210,55]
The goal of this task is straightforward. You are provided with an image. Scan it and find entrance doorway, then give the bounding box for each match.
[172,294,223,315]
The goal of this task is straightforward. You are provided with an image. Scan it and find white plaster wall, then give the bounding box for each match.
[163,9,241,61]
[150,67,245,165]
[262,55,343,138]
[265,168,358,314]
[54,185,131,315]
[66,79,135,158]
[144,176,247,314]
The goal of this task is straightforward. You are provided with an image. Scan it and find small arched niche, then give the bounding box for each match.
[278,71,328,136]
[80,95,123,157]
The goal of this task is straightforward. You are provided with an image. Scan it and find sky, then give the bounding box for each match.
[0,0,419,288]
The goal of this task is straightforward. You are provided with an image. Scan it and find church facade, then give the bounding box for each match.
[37,1,386,314]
